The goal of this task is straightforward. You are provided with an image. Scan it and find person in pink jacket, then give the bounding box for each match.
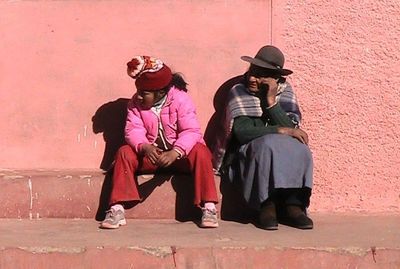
[100,56,219,229]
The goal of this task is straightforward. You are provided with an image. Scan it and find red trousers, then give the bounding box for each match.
[109,143,219,207]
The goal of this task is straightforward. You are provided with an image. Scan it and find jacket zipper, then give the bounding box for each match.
[151,100,173,150]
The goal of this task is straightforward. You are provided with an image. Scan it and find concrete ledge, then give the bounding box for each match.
[0,169,222,220]
[0,215,399,269]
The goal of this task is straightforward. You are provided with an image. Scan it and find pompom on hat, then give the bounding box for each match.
[241,45,293,76]
[127,56,172,91]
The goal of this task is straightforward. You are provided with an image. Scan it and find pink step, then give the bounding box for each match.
[0,169,224,220]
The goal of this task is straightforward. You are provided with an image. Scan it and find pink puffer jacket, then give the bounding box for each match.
[125,86,204,156]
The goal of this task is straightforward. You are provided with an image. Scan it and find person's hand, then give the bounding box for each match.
[259,77,279,106]
[278,127,309,145]
[156,150,180,168]
[141,144,162,165]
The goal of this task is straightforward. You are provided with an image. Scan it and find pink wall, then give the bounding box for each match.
[1,1,399,213]
[273,0,400,213]
[0,0,271,168]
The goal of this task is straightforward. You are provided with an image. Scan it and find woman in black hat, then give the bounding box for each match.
[215,45,313,230]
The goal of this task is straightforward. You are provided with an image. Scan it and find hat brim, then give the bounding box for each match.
[241,56,293,76]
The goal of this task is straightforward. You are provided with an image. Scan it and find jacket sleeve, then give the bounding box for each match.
[173,93,203,156]
[125,100,149,153]
[232,116,279,145]
[265,103,296,128]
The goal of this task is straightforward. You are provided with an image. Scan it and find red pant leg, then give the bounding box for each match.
[109,145,157,205]
[172,143,219,207]
[110,143,218,207]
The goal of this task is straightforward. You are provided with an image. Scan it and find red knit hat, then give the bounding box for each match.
[127,56,172,91]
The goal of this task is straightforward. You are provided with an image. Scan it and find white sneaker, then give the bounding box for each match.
[200,208,219,228]
[100,208,126,229]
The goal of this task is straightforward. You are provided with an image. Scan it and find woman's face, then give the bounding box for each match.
[247,75,263,93]
[247,65,281,93]
[135,89,165,110]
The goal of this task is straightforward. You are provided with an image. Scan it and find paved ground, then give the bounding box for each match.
[1,214,399,269]
[1,214,399,249]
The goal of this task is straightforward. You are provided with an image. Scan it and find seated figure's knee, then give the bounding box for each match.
[116,145,137,162]
[190,143,212,157]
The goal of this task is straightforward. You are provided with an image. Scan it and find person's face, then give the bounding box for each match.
[247,65,281,93]
[135,89,166,110]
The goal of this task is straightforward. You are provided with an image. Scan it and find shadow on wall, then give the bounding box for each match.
[92,98,129,221]
[203,75,243,152]
[92,98,130,171]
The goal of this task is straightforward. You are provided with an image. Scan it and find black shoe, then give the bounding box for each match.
[280,206,313,229]
[281,213,313,229]
[259,215,278,230]
[258,201,278,230]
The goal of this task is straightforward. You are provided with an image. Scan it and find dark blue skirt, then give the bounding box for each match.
[228,134,313,210]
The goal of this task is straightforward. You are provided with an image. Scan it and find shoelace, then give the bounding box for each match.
[105,209,115,218]
[203,208,217,219]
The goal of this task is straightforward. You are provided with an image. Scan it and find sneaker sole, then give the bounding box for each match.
[99,219,127,229]
[199,221,219,228]
[259,225,278,231]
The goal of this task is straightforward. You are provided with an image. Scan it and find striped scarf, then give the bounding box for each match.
[228,82,301,124]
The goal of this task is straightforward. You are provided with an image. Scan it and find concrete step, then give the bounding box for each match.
[0,169,227,220]
[1,215,399,269]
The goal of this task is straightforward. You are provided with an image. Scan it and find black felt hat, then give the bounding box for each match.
[241,45,293,76]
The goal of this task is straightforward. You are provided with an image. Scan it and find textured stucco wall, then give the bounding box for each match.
[1,0,399,213]
[0,0,271,168]
[273,0,400,212]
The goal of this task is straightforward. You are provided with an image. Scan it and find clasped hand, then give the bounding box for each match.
[278,127,309,145]
[141,144,179,167]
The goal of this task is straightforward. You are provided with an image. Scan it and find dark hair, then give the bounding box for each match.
[158,73,188,94]
[170,73,188,92]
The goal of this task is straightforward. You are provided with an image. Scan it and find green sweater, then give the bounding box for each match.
[232,103,295,145]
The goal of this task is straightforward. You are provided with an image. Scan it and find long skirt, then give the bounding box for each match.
[228,134,313,210]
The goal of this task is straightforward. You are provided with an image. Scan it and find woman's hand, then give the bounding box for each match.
[141,144,162,165]
[156,150,180,168]
[278,127,309,145]
[259,78,279,106]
